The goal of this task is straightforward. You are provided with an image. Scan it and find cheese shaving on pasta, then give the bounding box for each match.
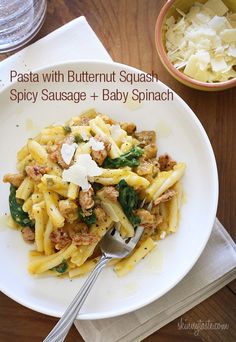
[88,137,105,151]
[61,143,77,165]
[62,154,102,190]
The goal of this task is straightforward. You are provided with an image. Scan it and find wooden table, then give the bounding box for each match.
[0,1,235,341]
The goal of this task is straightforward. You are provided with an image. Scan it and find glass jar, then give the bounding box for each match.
[0,0,47,53]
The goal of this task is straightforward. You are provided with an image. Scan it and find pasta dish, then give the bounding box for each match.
[3,109,185,277]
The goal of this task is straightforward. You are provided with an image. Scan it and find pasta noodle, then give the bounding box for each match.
[71,217,113,266]
[114,237,155,276]
[97,191,134,237]
[17,145,29,161]
[33,205,46,252]
[43,220,54,255]
[16,177,34,200]
[4,110,185,278]
[28,139,48,164]
[44,191,65,228]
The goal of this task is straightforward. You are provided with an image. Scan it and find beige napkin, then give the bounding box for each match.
[0,16,235,342]
[75,219,236,342]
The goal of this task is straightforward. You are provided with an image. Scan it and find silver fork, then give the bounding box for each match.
[43,225,144,342]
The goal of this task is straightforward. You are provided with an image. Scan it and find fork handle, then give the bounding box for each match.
[43,254,111,342]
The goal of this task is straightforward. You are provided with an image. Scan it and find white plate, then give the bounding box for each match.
[0,61,218,319]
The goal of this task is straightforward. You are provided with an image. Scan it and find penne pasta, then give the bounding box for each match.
[97,190,134,237]
[16,177,34,200]
[69,257,99,278]
[28,139,48,164]
[43,220,54,255]
[17,145,29,161]
[146,163,186,200]
[89,117,121,158]
[94,170,149,189]
[167,182,183,233]
[71,126,92,139]
[74,142,91,159]
[114,237,156,276]
[43,191,65,228]
[22,196,33,213]
[31,192,44,204]
[71,217,113,266]
[40,134,65,144]
[67,182,79,200]
[29,244,77,274]
[33,205,46,252]
[16,154,33,172]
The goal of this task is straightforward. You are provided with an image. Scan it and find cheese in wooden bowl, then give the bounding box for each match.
[155,0,236,91]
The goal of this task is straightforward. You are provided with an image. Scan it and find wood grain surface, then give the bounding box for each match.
[0,0,235,341]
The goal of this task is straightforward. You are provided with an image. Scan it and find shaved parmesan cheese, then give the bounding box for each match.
[195,51,211,70]
[221,29,236,42]
[208,16,231,32]
[211,57,228,71]
[195,12,211,24]
[184,55,209,82]
[64,164,89,190]
[61,143,77,165]
[62,154,102,190]
[80,127,89,141]
[228,45,236,57]
[88,137,105,151]
[186,28,216,41]
[165,0,236,83]
[204,0,228,16]
[110,124,127,143]
[176,8,186,17]
[166,16,175,28]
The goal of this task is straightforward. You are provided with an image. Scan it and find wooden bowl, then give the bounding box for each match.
[155,0,236,91]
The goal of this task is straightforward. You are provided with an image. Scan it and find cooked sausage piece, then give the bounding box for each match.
[3,173,24,187]
[78,116,90,126]
[154,189,177,205]
[64,221,89,238]
[94,206,107,224]
[120,122,136,135]
[59,200,79,223]
[136,209,155,226]
[158,154,176,171]
[91,135,111,166]
[142,144,157,159]
[50,228,71,250]
[150,158,160,175]
[101,186,119,202]
[136,161,153,176]
[91,148,107,166]
[79,188,94,213]
[72,233,98,246]
[48,135,75,169]
[134,131,156,147]
[21,227,35,243]
[25,165,50,182]
[49,144,70,169]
